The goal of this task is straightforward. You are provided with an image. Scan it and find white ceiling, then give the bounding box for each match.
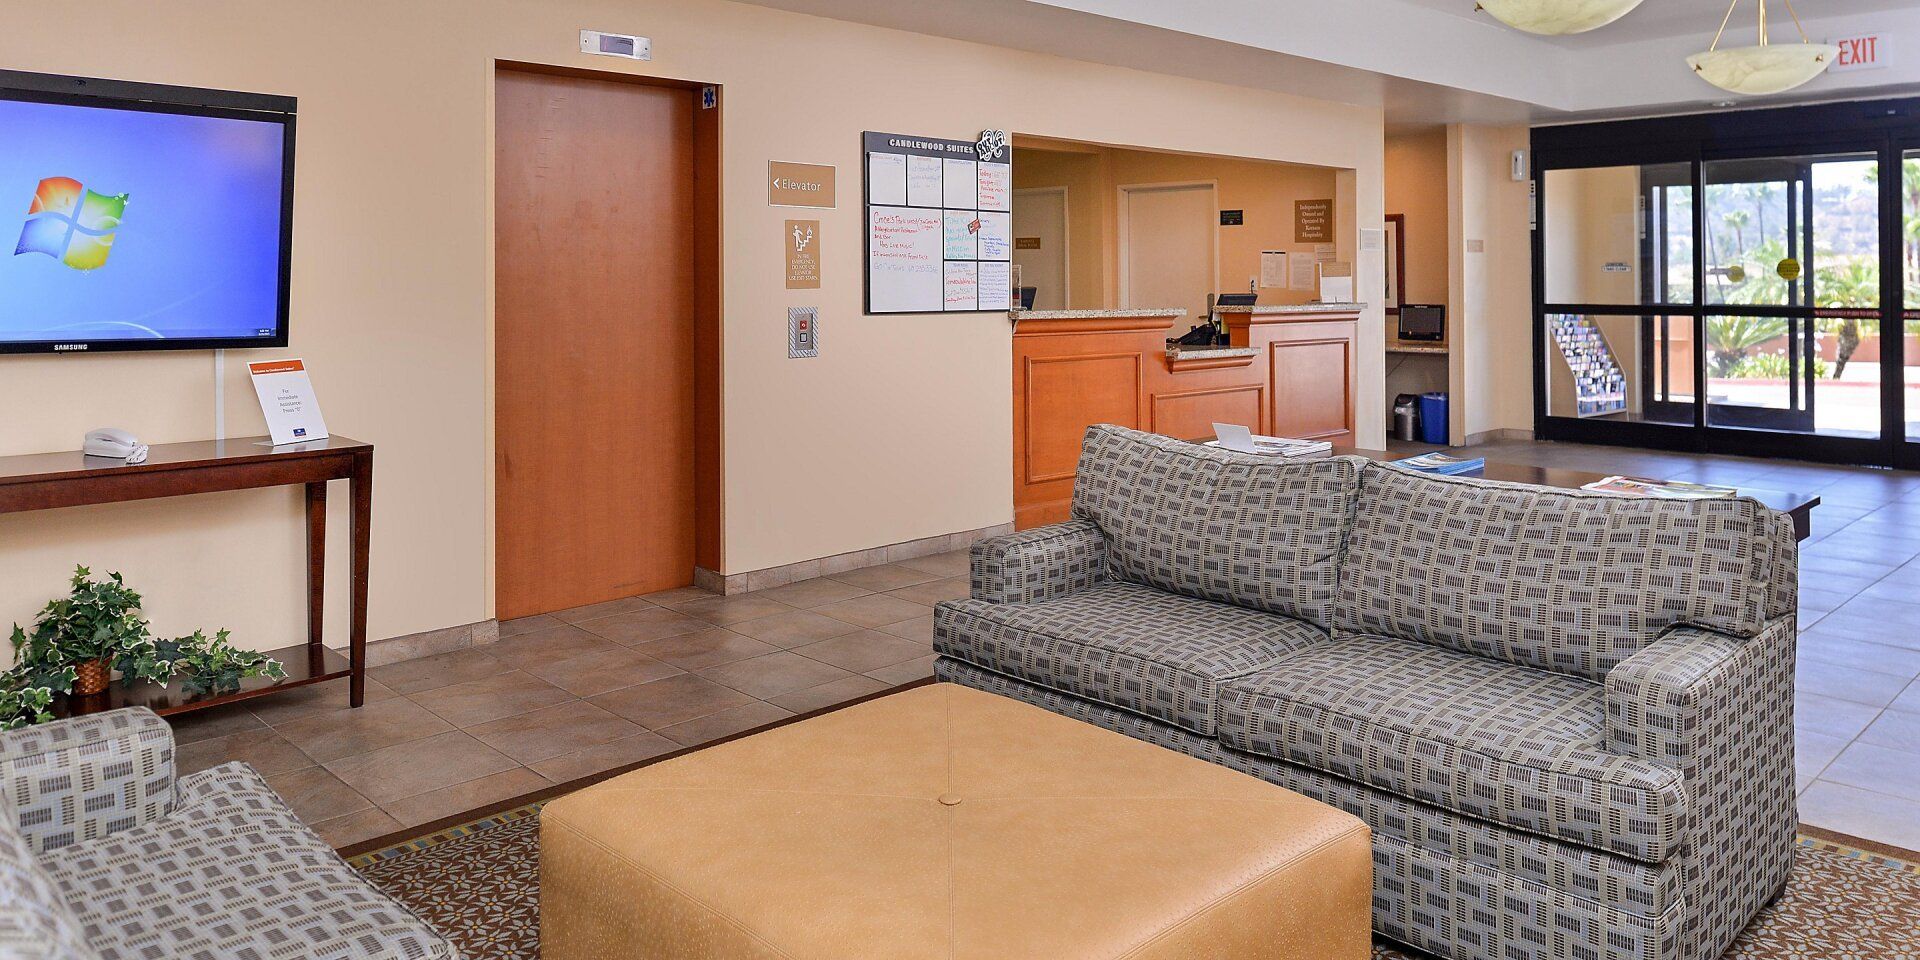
[1397,0,1920,49]
[732,0,1920,124]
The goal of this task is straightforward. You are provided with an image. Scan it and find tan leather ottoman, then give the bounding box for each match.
[541,682,1371,960]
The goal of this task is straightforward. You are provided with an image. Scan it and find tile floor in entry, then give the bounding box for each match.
[166,550,965,849]
[166,438,1920,853]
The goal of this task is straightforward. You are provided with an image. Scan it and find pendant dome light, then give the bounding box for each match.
[1473,0,1645,35]
[1687,0,1837,96]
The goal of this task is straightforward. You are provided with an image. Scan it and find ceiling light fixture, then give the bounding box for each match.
[1687,0,1837,96]
[1473,0,1645,35]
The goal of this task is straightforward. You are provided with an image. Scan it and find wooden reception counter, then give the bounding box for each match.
[1011,304,1362,528]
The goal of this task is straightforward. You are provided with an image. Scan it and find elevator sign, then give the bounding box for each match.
[1830,34,1888,72]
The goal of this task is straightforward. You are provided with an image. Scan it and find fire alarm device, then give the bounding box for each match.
[581,30,651,60]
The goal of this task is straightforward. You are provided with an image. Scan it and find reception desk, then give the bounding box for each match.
[1011,303,1362,528]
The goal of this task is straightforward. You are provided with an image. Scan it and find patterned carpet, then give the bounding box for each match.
[351,800,1920,960]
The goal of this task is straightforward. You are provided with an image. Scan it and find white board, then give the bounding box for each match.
[976,210,1013,261]
[906,155,943,208]
[977,162,1011,212]
[863,131,1014,314]
[866,153,907,207]
[977,261,1012,310]
[868,206,944,313]
[943,210,978,260]
[942,158,977,209]
[944,261,979,311]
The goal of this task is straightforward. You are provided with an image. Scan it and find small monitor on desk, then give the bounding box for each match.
[1398,304,1445,342]
[1213,293,1258,309]
[1018,287,1038,310]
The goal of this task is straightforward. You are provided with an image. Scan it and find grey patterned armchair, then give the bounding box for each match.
[934,425,1799,960]
[0,707,458,960]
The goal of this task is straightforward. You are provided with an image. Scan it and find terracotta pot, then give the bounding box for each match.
[73,658,111,696]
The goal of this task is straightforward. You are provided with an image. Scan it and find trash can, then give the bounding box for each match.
[1417,392,1449,445]
[1392,394,1421,443]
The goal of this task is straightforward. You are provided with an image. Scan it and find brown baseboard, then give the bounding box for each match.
[694,521,1011,595]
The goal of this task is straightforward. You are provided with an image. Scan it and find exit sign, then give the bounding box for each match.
[1831,33,1888,72]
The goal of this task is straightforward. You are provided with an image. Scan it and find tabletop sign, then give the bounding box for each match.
[1295,199,1333,243]
[862,130,1013,314]
[1219,209,1244,226]
[785,219,821,289]
[248,359,330,446]
[769,161,836,208]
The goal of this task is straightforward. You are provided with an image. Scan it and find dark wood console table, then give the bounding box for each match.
[0,436,372,716]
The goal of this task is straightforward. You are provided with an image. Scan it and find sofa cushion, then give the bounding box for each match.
[1338,463,1780,682]
[1218,634,1687,863]
[0,792,99,960]
[935,581,1327,735]
[1069,424,1361,629]
[41,762,457,960]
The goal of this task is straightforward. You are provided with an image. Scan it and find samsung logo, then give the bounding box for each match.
[53,343,89,351]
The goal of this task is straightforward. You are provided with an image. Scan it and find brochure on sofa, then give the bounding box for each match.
[1207,423,1330,459]
[1581,476,1738,499]
[1395,452,1484,475]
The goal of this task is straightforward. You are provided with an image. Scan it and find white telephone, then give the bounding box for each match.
[83,428,149,464]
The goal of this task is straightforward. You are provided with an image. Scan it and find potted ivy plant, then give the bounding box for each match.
[7,566,284,706]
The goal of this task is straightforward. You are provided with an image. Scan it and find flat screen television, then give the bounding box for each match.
[0,70,294,354]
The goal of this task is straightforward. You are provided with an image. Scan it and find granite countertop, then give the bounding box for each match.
[1214,302,1366,314]
[1008,307,1189,320]
[1166,345,1256,360]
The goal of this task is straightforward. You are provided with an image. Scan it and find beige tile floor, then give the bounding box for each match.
[164,439,1920,852]
[167,550,963,848]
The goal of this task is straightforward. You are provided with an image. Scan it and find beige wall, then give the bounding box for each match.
[1385,128,1450,307]
[1012,144,1341,322]
[1447,123,1534,442]
[1009,148,1109,311]
[0,0,1387,652]
[1544,166,1641,305]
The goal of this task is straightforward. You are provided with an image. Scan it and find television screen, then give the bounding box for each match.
[0,73,293,353]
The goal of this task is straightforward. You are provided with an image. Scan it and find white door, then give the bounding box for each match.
[1122,183,1214,334]
[1011,188,1068,310]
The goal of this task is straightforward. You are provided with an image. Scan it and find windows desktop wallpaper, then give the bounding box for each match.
[0,97,286,345]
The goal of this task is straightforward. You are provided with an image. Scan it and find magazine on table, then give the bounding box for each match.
[1394,452,1484,475]
[1581,476,1738,499]
[1206,423,1331,459]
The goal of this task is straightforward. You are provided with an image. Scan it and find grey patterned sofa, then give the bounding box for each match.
[0,707,458,960]
[934,425,1798,960]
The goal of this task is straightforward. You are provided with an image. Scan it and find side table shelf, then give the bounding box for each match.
[0,435,373,718]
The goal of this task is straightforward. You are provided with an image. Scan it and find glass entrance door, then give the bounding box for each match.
[1701,155,1881,439]
[1901,149,1920,462]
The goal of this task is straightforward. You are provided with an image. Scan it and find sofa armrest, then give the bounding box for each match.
[0,706,177,854]
[1604,618,1798,859]
[969,519,1109,603]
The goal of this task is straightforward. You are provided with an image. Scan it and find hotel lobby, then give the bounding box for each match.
[2,1,1919,958]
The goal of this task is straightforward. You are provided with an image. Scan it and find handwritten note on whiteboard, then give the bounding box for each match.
[906,156,943,208]
[944,261,979,311]
[977,211,1012,261]
[869,206,944,313]
[977,162,1011,212]
[977,261,1012,310]
[943,210,979,260]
